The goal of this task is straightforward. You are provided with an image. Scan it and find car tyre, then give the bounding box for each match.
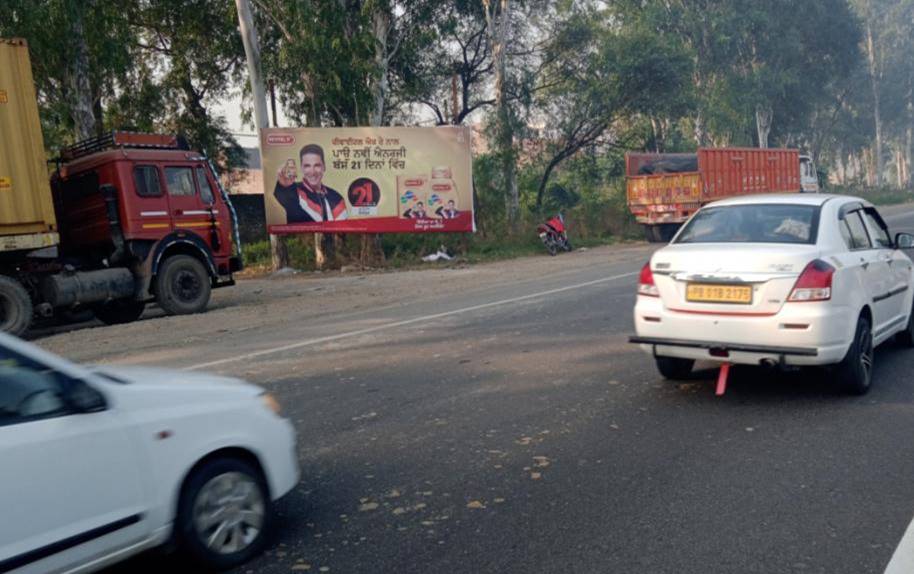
[0,275,32,336]
[896,298,914,347]
[655,356,694,380]
[835,315,874,395]
[176,457,272,571]
[155,255,212,315]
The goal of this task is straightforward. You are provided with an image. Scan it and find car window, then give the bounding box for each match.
[863,210,892,248]
[844,211,872,250]
[838,219,854,250]
[675,204,819,244]
[134,166,162,197]
[0,349,70,426]
[165,167,196,197]
[195,167,215,204]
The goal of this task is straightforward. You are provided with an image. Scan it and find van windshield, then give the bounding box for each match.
[675,204,820,245]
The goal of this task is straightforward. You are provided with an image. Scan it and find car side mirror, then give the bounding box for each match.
[66,379,107,413]
[895,232,914,249]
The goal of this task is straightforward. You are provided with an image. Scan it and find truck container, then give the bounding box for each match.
[0,39,241,335]
[0,38,58,246]
[626,148,816,242]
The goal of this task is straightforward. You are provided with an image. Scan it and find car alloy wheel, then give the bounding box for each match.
[192,471,266,555]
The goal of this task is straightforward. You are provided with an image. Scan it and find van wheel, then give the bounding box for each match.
[156,255,211,315]
[655,356,694,380]
[0,276,33,336]
[835,315,874,395]
[177,458,272,571]
[93,300,146,325]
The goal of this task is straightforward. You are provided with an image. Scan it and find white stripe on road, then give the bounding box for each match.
[885,515,914,573]
[186,270,639,371]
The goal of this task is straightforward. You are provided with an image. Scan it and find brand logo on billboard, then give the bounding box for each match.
[432,184,453,191]
[266,134,295,146]
[404,178,425,186]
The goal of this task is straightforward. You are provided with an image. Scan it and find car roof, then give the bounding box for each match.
[707,193,870,208]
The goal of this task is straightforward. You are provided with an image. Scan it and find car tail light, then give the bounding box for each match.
[788,259,834,302]
[638,262,659,297]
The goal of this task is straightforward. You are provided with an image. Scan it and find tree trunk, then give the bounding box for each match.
[897,147,904,188]
[693,111,707,147]
[865,21,883,186]
[650,117,664,153]
[755,104,773,149]
[484,0,518,228]
[904,126,914,187]
[235,0,289,270]
[66,0,95,141]
[369,8,390,127]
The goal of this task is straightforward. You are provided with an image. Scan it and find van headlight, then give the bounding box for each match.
[260,392,282,416]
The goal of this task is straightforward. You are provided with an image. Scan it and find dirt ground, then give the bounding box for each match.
[32,242,652,367]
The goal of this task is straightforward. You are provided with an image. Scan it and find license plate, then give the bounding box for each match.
[686,283,752,304]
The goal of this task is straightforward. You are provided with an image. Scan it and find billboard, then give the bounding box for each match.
[261,126,474,234]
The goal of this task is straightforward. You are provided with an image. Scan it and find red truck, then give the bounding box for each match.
[1,39,241,335]
[626,148,818,242]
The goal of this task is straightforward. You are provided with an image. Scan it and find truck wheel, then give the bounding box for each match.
[0,275,33,336]
[659,224,680,242]
[156,255,211,315]
[643,225,661,243]
[93,300,146,325]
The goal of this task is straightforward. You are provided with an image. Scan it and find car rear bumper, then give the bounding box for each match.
[632,296,854,366]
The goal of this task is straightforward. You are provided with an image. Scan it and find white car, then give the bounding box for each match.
[0,332,299,573]
[631,194,914,394]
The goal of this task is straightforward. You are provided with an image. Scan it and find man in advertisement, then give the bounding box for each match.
[274,144,349,223]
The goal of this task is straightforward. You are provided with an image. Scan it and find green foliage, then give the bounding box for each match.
[1,0,246,170]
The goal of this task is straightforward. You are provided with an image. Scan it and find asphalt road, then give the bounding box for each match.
[83,203,914,574]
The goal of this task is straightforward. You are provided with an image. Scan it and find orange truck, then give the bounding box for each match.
[626,148,818,242]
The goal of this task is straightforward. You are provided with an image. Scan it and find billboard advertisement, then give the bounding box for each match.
[261,126,474,234]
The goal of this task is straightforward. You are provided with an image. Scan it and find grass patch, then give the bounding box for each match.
[240,228,624,273]
[827,185,914,206]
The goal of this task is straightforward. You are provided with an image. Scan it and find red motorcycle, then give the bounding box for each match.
[537,213,572,256]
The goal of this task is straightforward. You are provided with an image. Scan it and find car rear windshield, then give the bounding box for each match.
[675,204,820,245]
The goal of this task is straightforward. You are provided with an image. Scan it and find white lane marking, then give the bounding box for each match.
[186,269,639,371]
[884,515,914,573]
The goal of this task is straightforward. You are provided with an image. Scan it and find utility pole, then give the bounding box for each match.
[235,0,289,270]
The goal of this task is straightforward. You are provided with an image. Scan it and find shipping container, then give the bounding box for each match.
[0,38,58,247]
[626,148,803,242]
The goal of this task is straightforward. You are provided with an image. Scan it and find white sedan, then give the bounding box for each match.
[631,194,914,394]
[0,332,300,573]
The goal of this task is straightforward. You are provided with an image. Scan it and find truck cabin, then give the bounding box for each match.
[51,132,239,278]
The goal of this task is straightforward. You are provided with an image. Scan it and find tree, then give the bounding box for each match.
[532,7,692,209]
[483,0,519,226]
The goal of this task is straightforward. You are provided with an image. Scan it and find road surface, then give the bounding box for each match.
[31,204,914,574]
